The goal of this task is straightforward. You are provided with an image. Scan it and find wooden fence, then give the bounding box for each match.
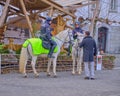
[0,54,73,74]
[0,54,115,74]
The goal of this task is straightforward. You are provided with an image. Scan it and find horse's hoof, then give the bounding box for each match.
[47,73,51,77]
[53,75,57,78]
[23,75,27,78]
[78,72,82,75]
[72,72,75,75]
[35,74,39,78]
[76,71,82,75]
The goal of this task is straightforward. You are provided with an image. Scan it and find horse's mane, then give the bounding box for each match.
[55,29,69,39]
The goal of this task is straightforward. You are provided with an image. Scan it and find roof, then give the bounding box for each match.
[53,0,89,6]
[0,0,76,19]
[0,0,62,11]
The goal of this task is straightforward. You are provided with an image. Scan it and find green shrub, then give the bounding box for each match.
[15,49,21,54]
[0,44,9,54]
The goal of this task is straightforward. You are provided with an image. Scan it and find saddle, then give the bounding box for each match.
[23,38,58,55]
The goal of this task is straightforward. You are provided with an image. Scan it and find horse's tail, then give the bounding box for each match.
[19,47,28,73]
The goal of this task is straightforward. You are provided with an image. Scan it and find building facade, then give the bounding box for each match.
[75,0,120,54]
[1,0,120,54]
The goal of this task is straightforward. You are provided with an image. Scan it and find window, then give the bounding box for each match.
[110,0,117,12]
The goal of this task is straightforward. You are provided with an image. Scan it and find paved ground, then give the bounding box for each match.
[0,69,120,96]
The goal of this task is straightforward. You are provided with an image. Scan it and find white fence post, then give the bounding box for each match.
[96,54,102,70]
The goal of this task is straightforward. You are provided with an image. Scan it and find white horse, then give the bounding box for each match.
[72,33,84,75]
[19,29,73,77]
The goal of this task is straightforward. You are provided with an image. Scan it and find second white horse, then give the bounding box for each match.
[72,33,84,75]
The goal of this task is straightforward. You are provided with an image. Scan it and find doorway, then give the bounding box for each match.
[98,27,108,53]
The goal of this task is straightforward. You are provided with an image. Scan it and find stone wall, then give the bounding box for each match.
[109,26,120,53]
[113,54,120,67]
[96,24,120,54]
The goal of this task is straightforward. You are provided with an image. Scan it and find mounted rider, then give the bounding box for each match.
[72,21,83,39]
[67,21,83,56]
[40,17,57,58]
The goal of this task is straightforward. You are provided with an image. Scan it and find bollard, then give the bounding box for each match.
[96,53,102,70]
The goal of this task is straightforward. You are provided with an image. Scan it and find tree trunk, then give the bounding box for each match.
[0,0,10,27]
[89,0,100,37]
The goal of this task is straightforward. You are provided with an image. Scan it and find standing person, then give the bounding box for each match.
[40,17,57,58]
[79,31,97,80]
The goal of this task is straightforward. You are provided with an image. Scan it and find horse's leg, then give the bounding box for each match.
[47,58,52,76]
[77,51,83,75]
[53,58,57,77]
[77,58,82,75]
[72,58,76,75]
[23,50,28,78]
[23,57,28,77]
[31,56,39,77]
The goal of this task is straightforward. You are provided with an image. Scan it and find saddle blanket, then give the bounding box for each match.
[23,38,58,55]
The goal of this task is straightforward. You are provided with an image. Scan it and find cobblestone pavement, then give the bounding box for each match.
[0,69,120,96]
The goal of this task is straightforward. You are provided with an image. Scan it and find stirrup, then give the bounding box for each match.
[47,54,55,58]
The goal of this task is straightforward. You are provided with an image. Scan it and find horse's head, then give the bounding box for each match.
[55,28,73,48]
[71,33,84,48]
[76,33,84,43]
[64,30,74,44]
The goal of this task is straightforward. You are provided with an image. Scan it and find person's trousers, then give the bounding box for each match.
[48,40,57,55]
[84,62,95,78]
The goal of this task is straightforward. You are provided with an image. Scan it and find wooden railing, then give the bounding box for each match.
[0,54,116,74]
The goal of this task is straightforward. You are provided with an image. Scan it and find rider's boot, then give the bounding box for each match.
[47,45,56,58]
[67,45,71,56]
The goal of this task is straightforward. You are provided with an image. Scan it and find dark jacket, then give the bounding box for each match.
[79,36,97,62]
[72,27,83,39]
[40,21,53,41]
[40,21,57,49]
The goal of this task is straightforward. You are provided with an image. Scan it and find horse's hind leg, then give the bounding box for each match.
[23,59,27,77]
[23,52,28,78]
[53,58,57,77]
[31,56,39,77]
[47,58,52,76]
